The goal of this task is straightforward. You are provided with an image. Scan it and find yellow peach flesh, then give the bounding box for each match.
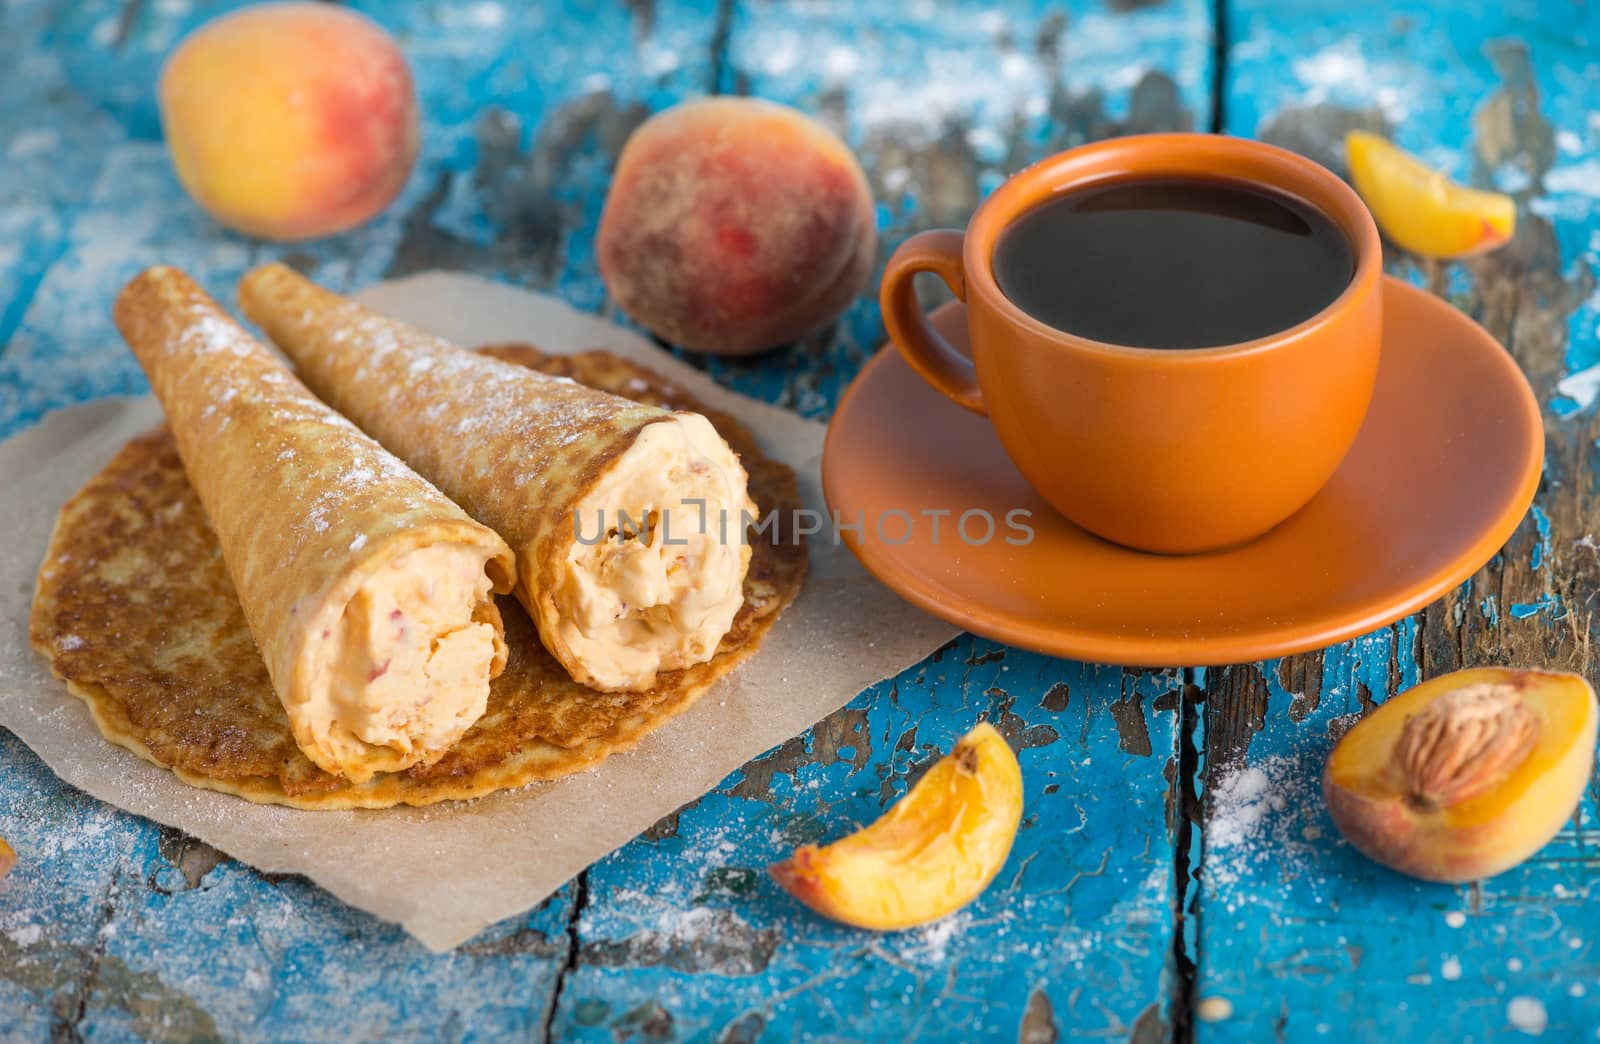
[769,722,1023,930]
[1346,131,1516,260]
[1324,667,1596,882]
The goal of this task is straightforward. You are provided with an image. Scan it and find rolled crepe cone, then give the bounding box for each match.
[239,263,755,694]
[113,266,517,783]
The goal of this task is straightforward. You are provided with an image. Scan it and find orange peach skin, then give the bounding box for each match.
[159,3,418,241]
[0,837,14,880]
[770,722,1022,930]
[597,97,876,355]
[1324,668,1596,882]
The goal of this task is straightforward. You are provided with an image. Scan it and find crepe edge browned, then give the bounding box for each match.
[29,446,801,809]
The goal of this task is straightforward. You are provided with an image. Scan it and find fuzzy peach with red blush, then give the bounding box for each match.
[598,97,877,356]
[159,3,418,240]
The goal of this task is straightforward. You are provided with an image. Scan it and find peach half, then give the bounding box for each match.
[0,837,13,880]
[770,722,1023,930]
[159,3,419,241]
[1324,667,1596,883]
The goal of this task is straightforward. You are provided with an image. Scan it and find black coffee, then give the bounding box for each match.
[992,176,1354,349]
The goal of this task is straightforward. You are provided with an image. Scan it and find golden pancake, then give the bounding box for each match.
[29,347,807,809]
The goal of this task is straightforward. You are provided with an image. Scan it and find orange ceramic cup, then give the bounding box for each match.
[880,134,1383,554]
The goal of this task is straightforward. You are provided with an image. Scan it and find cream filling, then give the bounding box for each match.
[306,543,499,779]
[559,414,755,691]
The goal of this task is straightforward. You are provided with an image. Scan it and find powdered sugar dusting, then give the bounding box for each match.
[314,299,645,468]
[1205,754,1322,904]
[258,286,678,554]
[142,283,474,562]
[182,314,258,360]
[1507,995,1548,1035]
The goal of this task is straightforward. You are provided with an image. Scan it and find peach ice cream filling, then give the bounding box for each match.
[305,543,501,780]
[558,414,754,691]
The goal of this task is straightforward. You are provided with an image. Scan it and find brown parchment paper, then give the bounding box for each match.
[0,272,959,952]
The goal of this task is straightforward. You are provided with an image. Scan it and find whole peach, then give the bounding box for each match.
[159,3,418,241]
[597,97,876,355]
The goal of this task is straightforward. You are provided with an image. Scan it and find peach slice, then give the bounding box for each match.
[1345,131,1516,259]
[770,722,1022,930]
[1324,667,1596,882]
[0,837,14,880]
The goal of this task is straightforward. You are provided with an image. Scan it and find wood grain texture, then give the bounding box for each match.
[555,649,1184,1040]
[1196,1,1600,1040]
[0,1,1207,1039]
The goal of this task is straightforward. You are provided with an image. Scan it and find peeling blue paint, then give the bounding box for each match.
[1204,1,1600,1039]
[2,0,1594,1040]
[0,0,1208,1039]
[1509,592,1564,620]
[1530,505,1552,570]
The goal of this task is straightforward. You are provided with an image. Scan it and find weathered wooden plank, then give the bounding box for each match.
[0,2,721,1039]
[358,0,726,309]
[5,0,1225,1039]
[700,0,1214,417]
[1196,2,1600,1038]
[554,638,1185,1041]
[544,4,1215,1037]
[0,732,140,1040]
[0,141,257,440]
[82,840,576,1042]
[0,0,116,427]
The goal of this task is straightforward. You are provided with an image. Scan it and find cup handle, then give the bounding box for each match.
[880,229,986,416]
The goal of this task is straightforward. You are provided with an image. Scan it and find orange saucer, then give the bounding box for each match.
[823,278,1543,665]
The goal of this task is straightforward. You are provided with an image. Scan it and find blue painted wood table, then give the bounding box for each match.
[2,1,1597,1040]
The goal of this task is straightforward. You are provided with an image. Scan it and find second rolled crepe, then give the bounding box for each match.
[240,263,755,694]
[112,267,517,782]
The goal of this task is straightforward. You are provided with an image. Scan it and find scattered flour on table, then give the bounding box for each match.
[1292,43,1370,91]
[466,2,505,29]
[1556,362,1600,410]
[1204,754,1321,902]
[89,17,119,46]
[1546,158,1600,197]
[1507,995,1548,1036]
[821,46,859,80]
[7,129,58,161]
[899,909,972,964]
[1290,40,1410,123]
